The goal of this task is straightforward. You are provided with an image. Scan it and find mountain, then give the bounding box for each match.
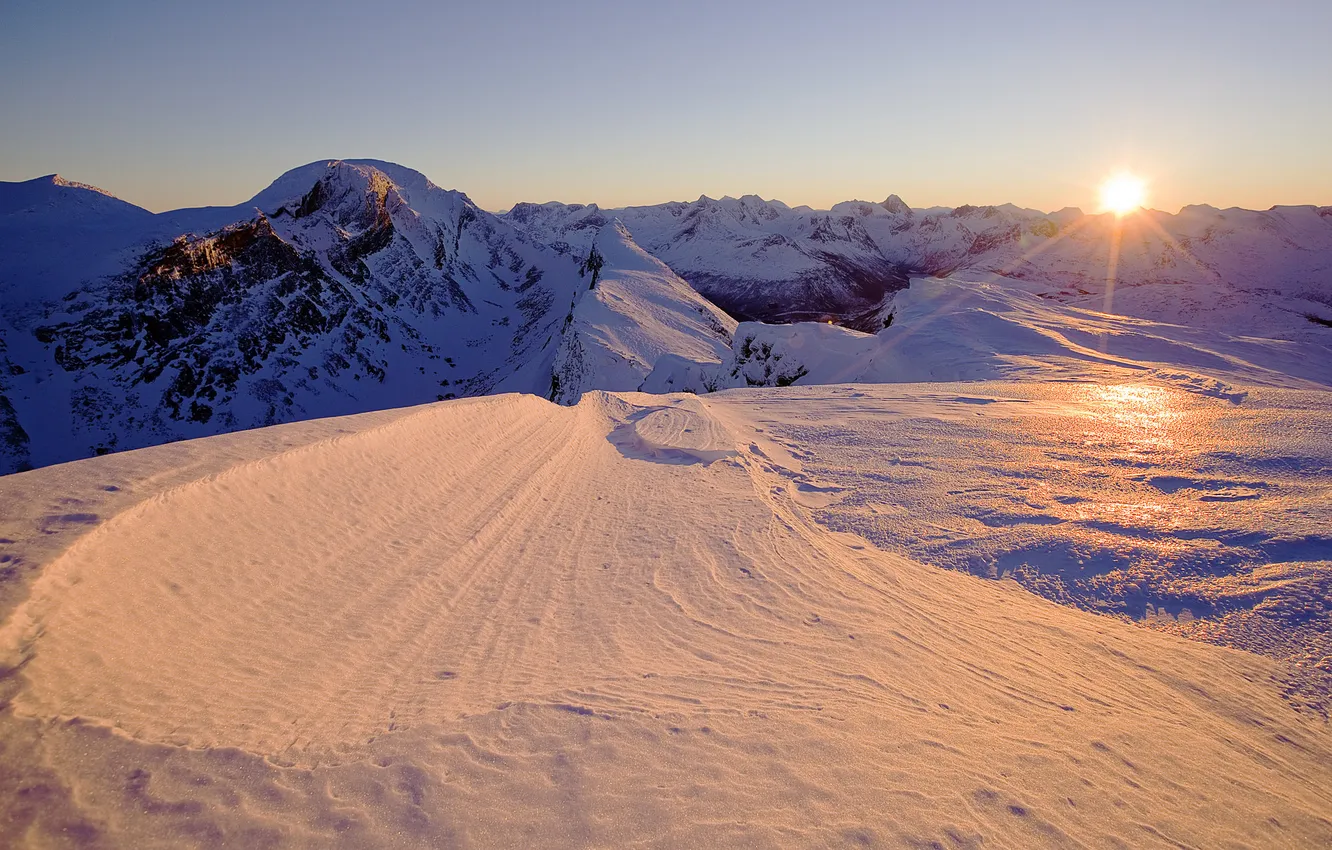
[547,221,736,404]
[0,161,731,472]
[644,273,1332,395]
[0,174,159,309]
[3,160,1330,475]
[506,196,1332,339]
[506,195,914,327]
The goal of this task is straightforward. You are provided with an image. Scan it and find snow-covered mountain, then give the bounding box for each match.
[644,273,1332,396]
[3,161,1330,475]
[506,195,914,327]
[548,221,735,404]
[0,162,732,472]
[506,195,1332,338]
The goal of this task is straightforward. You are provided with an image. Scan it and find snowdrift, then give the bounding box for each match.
[0,387,1329,846]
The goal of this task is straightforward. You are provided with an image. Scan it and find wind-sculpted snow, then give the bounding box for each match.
[1,389,1329,846]
[711,383,1332,716]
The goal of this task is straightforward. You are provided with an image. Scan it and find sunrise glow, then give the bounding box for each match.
[1099,173,1147,216]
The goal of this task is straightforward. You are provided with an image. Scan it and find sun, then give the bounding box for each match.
[1098,173,1147,216]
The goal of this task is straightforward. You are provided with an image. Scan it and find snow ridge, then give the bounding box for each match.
[548,221,736,404]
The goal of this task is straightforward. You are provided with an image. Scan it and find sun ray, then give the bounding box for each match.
[1134,212,1220,282]
[1102,215,1124,335]
[994,214,1095,276]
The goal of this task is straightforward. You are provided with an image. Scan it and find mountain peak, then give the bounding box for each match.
[881,194,911,215]
[248,160,388,210]
[0,173,150,219]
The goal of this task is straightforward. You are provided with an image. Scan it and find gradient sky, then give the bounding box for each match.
[2,0,1328,214]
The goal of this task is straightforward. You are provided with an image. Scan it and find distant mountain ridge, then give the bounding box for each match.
[504,194,1332,333]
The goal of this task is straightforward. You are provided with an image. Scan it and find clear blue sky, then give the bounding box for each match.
[2,0,1328,213]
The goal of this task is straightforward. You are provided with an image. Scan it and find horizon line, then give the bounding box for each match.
[4,162,1330,221]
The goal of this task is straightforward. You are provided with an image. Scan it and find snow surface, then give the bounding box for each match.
[1,385,1329,846]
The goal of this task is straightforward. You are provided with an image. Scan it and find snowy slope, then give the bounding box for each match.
[0,387,1328,846]
[644,274,1332,394]
[547,221,736,403]
[0,175,160,309]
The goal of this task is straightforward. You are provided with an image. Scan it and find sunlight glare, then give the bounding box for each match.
[1099,173,1147,216]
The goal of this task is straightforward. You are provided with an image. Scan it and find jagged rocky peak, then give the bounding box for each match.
[731,194,784,221]
[139,214,293,286]
[881,194,911,216]
[948,204,995,218]
[506,201,567,224]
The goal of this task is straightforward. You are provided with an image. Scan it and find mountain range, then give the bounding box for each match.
[1,159,1329,474]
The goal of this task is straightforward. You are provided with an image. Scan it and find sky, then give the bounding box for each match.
[1,0,1329,214]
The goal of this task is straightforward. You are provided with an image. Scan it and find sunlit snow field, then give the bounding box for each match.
[2,371,1330,846]
[714,380,1332,714]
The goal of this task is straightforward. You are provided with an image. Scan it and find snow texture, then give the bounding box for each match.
[0,386,1329,846]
